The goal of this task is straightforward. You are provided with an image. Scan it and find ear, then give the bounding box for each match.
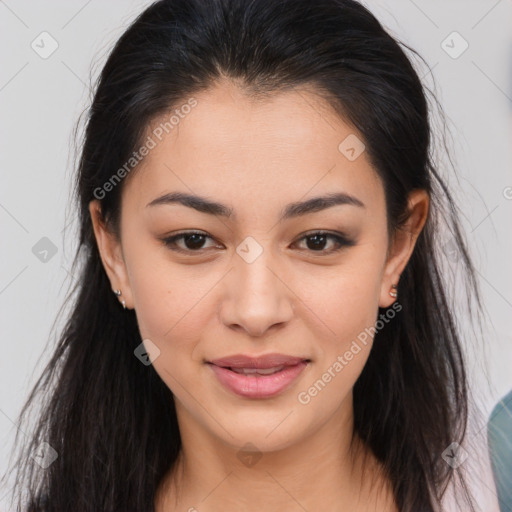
[89,200,134,310]
[379,189,429,308]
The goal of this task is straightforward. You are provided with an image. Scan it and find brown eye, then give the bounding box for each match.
[294,231,355,254]
[162,231,218,253]
[161,230,354,256]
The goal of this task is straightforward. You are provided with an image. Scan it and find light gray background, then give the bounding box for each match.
[1,1,511,510]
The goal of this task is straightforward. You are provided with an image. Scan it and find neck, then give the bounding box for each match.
[155,396,397,512]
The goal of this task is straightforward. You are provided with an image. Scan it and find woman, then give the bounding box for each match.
[5,0,487,510]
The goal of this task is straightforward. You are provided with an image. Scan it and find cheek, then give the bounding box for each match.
[124,241,213,348]
[296,250,384,396]
[293,271,380,422]
[128,255,214,390]
[304,277,378,381]
[300,255,384,345]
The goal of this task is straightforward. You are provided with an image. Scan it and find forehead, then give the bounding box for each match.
[122,81,384,217]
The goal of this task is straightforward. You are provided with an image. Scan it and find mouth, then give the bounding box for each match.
[206,353,311,399]
[220,365,290,375]
[208,353,310,369]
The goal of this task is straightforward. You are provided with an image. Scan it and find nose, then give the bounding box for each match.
[219,248,295,338]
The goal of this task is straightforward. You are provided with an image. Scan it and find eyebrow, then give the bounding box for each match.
[146,191,365,221]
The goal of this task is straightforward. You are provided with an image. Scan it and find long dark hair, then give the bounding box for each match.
[4,0,485,510]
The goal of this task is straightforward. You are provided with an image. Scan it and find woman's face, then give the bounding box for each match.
[90,81,426,453]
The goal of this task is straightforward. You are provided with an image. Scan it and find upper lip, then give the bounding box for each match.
[208,353,310,369]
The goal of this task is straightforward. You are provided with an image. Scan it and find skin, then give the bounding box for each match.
[89,80,429,511]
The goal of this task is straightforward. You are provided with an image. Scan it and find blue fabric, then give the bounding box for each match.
[488,390,512,512]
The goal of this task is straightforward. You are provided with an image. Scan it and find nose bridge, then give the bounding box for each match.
[237,247,277,298]
[221,237,294,335]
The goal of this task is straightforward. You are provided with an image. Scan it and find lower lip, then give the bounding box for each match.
[208,361,309,399]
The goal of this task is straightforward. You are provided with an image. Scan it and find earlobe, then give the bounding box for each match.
[88,200,133,309]
[378,189,429,308]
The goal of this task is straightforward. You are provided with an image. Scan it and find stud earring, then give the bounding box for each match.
[389,284,398,298]
[114,289,127,309]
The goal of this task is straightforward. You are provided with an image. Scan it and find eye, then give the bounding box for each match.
[161,230,354,255]
[161,231,219,253]
[292,231,355,254]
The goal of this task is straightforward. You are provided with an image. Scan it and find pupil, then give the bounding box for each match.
[185,234,205,249]
[307,234,326,251]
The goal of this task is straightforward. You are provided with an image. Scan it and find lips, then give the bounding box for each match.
[209,353,309,369]
[207,353,311,399]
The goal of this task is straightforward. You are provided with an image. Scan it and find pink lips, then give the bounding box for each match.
[208,353,310,399]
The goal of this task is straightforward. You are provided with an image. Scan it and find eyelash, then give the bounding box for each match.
[160,230,355,255]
